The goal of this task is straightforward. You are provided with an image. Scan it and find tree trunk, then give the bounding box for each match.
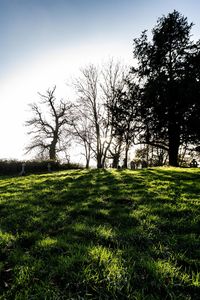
[146,144,149,167]
[97,161,103,168]
[168,128,180,166]
[123,143,129,168]
[168,143,179,166]
[49,145,56,160]
[49,137,57,160]
[97,153,103,168]
[112,153,120,168]
[95,122,103,168]
[84,141,90,168]
[168,87,180,167]
[86,159,90,169]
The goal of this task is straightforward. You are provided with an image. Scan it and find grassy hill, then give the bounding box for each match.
[0,168,199,299]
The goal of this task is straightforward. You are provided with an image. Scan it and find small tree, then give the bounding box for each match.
[26,86,71,160]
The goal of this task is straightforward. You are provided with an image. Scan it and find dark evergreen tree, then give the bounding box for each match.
[133,10,200,166]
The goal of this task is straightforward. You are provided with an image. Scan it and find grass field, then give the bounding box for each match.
[0,168,199,299]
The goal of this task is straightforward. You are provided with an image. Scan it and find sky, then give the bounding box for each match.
[0,0,200,161]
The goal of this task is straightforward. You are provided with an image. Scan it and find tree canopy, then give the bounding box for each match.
[25,11,200,168]
[132,10,200,166]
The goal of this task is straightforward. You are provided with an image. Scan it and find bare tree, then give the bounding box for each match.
[100,60,127,167]
[26,86,71,160]
[73,61,126,168]
[73,65,103,168]
[68,104,94,168]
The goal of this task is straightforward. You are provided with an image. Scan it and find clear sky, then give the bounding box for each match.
[0,0,200,161]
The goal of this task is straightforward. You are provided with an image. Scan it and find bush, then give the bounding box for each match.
[0,159,83,176]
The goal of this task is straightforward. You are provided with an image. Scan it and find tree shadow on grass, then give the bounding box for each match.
[0,168,199,299]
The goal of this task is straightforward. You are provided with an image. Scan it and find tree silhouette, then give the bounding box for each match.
[132,10,200,166]
[68,104,94,168]
[107,80,140,168]
[26,86,71,160]
[73,61,126,168]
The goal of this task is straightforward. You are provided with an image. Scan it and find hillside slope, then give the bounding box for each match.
[0,168,199,299]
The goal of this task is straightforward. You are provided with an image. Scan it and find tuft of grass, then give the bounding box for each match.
[0,167,199,299]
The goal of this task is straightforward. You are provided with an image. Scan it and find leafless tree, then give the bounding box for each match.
[73,61,126,168]
[26,86,71,160]
[100,60,127,167]
[68,104,94,168]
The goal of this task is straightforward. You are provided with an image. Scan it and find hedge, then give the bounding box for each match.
[0,160,82,175]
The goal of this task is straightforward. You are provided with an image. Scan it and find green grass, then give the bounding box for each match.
[0,167,199,299]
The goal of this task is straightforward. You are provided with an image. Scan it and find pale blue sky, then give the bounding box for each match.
[0,0,200,160]
[1,0,200,77]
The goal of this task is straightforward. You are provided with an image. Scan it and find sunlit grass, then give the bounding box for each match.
[0,167,199,299]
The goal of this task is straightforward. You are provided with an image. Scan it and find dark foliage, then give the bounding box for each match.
[132,10,200,166]
[0,160,82,175]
